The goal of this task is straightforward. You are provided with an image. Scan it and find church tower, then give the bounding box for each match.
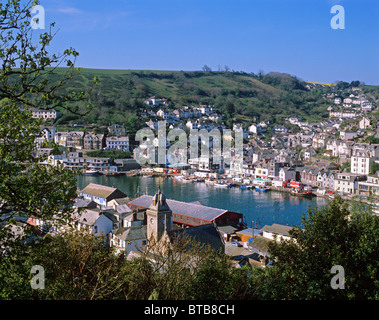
[146,188,173,243]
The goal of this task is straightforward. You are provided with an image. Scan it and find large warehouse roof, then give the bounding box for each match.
[129,195,228,222]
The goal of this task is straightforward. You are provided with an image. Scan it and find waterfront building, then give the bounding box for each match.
[334,173,367,194]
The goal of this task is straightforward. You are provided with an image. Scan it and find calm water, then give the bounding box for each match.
[76,175,329,229]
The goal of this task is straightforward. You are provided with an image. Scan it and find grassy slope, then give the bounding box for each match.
[49,68,376,129]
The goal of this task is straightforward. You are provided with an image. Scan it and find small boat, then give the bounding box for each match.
[240,184,252,190]
[82,169,100,176]
[256,186,270,192]
[214,181,229,188]
[143,174,154,178]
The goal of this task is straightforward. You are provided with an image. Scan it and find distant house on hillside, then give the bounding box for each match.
[108,124,125,137]
[30,108,61,120]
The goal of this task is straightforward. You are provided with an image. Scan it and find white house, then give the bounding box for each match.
[357,173,379,197]
[75,209,114,237]
[80,183,128,207]
[261,223,293,242]
[106,136,130,151]
[334,173,367,194]
[156,109,169,120]
[248,124,266,135]
[31,108,60,120]
[359,117,371,129]
[110,225,147,255]
[351,150,374,175]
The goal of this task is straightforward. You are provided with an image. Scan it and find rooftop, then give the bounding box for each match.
[129,195,229,222]
[81,183,127,200]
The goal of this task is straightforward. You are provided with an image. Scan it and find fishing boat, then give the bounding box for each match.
[82,169,101,176]
[240,184,253,190]
[256,185,270,192]
[290,188,313,197]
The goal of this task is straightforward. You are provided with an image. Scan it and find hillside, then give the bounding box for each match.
[48,68,345,131]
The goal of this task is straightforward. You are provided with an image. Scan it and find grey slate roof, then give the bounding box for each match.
[247,236,271,256]
[129,195,227,222]
[168,224,224,252]
[261,223,293,237]
[74,199,97,209]
[77,209,101,226]
[115,225,147,241]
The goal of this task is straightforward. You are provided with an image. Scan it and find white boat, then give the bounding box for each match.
[214,183,229,188]
[214,180,230,188]
[82,169,100,176]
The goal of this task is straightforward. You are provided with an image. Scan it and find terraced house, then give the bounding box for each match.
[334,173,367,195]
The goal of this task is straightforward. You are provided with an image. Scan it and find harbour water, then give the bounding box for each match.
[77,175,329,229]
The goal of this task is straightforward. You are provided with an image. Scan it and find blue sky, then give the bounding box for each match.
[41,0,379,84]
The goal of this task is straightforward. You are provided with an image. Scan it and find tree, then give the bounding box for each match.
[0,230,130,299]
[369,162,379,175]
[0,0,96,242]
[202,65,212,72]
[266,196,379,299]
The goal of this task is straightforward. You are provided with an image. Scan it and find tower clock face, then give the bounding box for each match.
[150,217,155,224]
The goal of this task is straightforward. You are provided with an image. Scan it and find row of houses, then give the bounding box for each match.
[54,131,129,151]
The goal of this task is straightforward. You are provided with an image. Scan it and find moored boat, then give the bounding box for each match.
[290,189,313,197]
[82,169,101,176]
[256,186,270,192]
[105,171,124,177]
[214,180,229,188]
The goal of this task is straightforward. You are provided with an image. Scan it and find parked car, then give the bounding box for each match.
[231,241,242,247]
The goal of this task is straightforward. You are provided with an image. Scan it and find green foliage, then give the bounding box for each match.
[1,197,378,300]
[0,0,94,251]
[267,196,379,300]
[42,68,337,128]
[0,231,130,300]
[369,162,379,175]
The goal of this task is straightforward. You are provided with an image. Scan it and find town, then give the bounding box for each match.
[22,82,379,268]
[33,84,379,204]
